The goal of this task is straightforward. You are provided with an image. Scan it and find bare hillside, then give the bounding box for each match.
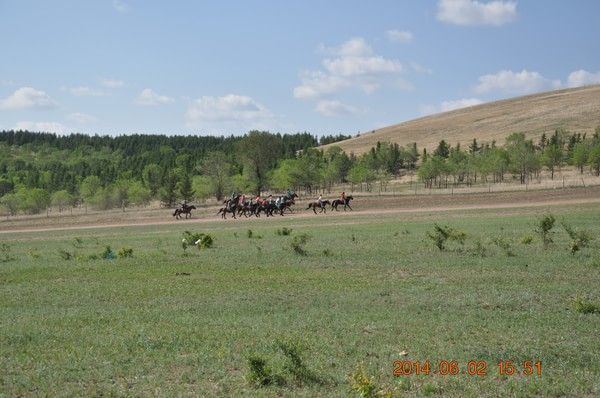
[323,85,600,155]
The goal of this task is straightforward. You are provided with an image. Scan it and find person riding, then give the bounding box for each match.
[239,193,246,206]
[275,195,282,208]
[255,194,262,205]
[340,191,346,202]
[267,194,273,205]
[317,194,323,207]
[287,189,294,199]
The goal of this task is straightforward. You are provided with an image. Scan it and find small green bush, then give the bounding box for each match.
[182,231,214,250]
[290,233,311,256]
[247,229,253,239]
[535,214,555,249]
[521,235,533,245]
[492,237,515,257]
[247,355,277,387]
[118,247,133,258]
[58,249,73,261]
[562,222,593,255]
[276,227,293,236]
[574,298,600,314]
[1,243,16,262]
[102,246,115,260]
[349,364,376,398]
[426,224,466,251]
[322,249,332,257]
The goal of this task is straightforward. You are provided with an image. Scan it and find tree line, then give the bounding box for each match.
[1,127,600,216]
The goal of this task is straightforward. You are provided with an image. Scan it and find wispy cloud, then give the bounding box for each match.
[386,30,413,44]
[0,87,58,110]
[101,78,124,88]
[15,121,67,134]
[567,70,600,88]
[185,94,272,125]
[315,100,360,117]
[474,69,560,95]
[68,86,106,97]
[135,88,174,106]
[437,0,517,26]
[294,37,405,101]
[67,112,97,124]
[113,0,131,13]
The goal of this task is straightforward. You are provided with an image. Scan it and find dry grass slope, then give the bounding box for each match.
[323,85,600,155]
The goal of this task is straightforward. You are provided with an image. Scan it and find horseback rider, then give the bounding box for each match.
[267,194,273,204]
[239,193,246,206]
[255,194,262,205]
[317,194,323,207]
[287,189,294,199]
[275,195,282,209]
[340,191,346,203]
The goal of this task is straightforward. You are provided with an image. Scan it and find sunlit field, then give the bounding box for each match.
[1,204,599,397]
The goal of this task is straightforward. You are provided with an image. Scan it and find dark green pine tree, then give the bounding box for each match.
[159,172,178,207]
[178,174,195,203]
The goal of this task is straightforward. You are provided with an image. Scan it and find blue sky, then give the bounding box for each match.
[1,0,599,137]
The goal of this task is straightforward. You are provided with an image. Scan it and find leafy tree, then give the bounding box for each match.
[542,144,563,179]
[236,131,283,195]
[191,175,212,201]
[142,163,163,196]
[200,151,231,200]
[0,193,18,215]
[80,175,102,205]
[127,181,151,206]
[51,190,73,212]
[588,144,600,176]
[571,142,590,174]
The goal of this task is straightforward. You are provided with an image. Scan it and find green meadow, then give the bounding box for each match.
[1,205,599,397]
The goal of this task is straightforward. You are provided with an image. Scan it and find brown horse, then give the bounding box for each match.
[306,200,330,214]
[173,204,196,219]
[331,195,353,211]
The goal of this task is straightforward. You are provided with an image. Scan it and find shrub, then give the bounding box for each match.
[277,340,320,385]
[29,249,41,259]
[468,239,487,257]
[276,227,293,236]
[58,249,73,260]
[322,249,332,257]
[574,298,600,314]
[182,231,214,250]
[535,214,555,248]
[492,237,515,257]
[72,237,84,248]
[290,233,311,256]
[561,222,593,255]
[0,243,15,262]
[349,364,376,398]
[246,355,277,387]
[426,224,466,251]
[247,229,253,239]
[521,235,533,245]
[118,247,134,258]
[102,246,116,260]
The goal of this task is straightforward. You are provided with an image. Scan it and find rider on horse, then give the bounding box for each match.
[317,194,323,207]
[340,191,346,202]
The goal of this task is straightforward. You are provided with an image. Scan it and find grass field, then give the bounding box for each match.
[1,204,599,397]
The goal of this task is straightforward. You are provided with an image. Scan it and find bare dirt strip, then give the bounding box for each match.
[1,186,599,235]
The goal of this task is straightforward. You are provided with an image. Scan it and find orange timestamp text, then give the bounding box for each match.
[393,360,542,377]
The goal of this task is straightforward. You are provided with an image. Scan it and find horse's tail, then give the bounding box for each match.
[173,209,178,216]
[305,203,312,210]
[217,208,223,215]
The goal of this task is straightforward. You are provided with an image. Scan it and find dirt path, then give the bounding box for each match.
[2,187,599,235]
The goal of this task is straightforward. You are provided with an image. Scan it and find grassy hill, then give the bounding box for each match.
[323,85,600,155]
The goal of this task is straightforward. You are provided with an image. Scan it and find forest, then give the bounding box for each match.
[1,127,600,215]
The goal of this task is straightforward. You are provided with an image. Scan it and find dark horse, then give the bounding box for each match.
[331,195,354,211]
[173,204,196,219]
[306,200,331,214]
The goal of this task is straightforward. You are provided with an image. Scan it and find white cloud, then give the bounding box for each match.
[386,30,413,44]
[395,78,415,91]
[294,37,405,101]
[315,100,359,117]
[101,78,124,88]
[67,112,97,124]
[567,70,600,88]
[293,71,349,99]
[441,98,484,111]
[135,88,174,106]
[410,62,433,74]
[474,69,560,95]
[113,0,130,13]
[185,94,272,125]
[420,98,485,115]
[69,86,105,97]
[437,0,517,26]
[0,87,58,110]
[323,55,402,77]
[15,121,67,134]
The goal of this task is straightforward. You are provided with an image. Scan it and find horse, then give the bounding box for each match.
[173,204,196,219]
[331,195,354,211]
[306,200,331,214]
[217,206,237,219]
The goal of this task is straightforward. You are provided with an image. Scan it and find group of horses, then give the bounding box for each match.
[172,193,354,220]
